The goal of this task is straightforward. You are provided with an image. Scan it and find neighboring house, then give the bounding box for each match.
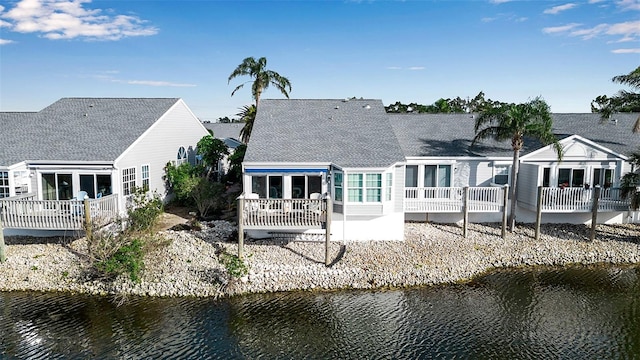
[242,99,639,241]
[242,99,407,241]
[0,98,209,234]
[203,122,244,178]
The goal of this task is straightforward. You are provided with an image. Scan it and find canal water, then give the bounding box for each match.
[1,265,639,359]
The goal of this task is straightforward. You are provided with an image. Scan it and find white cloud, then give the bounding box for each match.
[408,66,425,70]
[543,3,578,15]
[611,48,640,53]
[0,0,158,41]
[0,38,15,45]
[542,23,581,34]
[490,0,512,4]
[617,0,640,11]
[386,66,402,70]
[588,0,606,3]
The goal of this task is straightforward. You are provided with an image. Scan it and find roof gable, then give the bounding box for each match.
[0,98,180,165]
[521,134,627,161]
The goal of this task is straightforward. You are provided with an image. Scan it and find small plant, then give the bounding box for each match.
[220,252,248,278]
[96,238,145,282]
[61,270,69,278]
[126,188,163,234]
[30,266,38,271]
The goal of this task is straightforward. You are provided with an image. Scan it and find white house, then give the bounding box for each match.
[0,98,209,234]
[241,99,639,241]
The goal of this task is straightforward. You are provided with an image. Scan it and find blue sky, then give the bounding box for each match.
[1,0,639,121]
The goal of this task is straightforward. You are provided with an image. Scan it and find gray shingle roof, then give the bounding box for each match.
[203,122,243,142]
[244,99,406,168]
[390,113,640,158]
[0,98,180,165]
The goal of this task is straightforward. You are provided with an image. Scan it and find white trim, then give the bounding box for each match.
[521,134,628,161]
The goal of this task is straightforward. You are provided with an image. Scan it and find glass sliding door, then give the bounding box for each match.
[80,175,96,198]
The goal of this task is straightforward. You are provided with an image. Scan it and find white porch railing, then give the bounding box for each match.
[241,198,326,229]
[404,187,504,213]
[0,194,119,230]
[540,187,629,212]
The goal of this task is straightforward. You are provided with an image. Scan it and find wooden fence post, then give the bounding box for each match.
[535,186,543,241]
[237,195,245,259]
[462,186,469,238]
[0,214,6,263]
[325,195,332,266]
[83,196,92,240]
[501,185,509,239]
[590,186,601,241]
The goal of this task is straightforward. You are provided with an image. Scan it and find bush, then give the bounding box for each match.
[164,162,205,205]
[96,238,144,282]
[220,252,248,278]
[126,188,163,234]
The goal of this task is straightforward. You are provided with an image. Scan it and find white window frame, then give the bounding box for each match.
[0,171,9,198]
[122,167,136,196]
[177,146,187,166]
[423,164,452,188]
[333,171,343,203]
[346,172,384,203]
[385,173,393,201]
[141,164,150,192]
[492,164,510,185]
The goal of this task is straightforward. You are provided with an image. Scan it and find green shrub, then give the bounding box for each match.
[96,238,144,282]
[126,188,163,234]
[220,252,248,278]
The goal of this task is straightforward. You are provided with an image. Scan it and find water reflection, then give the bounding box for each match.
[1,265,639,359]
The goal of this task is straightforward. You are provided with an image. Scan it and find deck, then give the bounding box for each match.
[539,187,629,213]
[240,198,327,230]
[0,193,119,230]
[404,186,506,213]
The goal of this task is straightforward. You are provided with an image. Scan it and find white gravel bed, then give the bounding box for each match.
[0,221,638,298]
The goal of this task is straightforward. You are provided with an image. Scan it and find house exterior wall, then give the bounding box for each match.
[393,165,405,213]
[114,100,209,211]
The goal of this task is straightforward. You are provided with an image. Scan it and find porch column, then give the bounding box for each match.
[0,216,5,263]
[535,186,543,241]
[237,195,245,259]
[324,195,332,266]
[590,186,601,241]
[462,186,469,238]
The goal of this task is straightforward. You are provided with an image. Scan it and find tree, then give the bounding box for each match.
[237,104,256,144]
[620,151,640,210]
[197,133,229,180]
[472,97,563,231]
[591,66,640,133]
[228,56,292,108]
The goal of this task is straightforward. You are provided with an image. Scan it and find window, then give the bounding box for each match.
[366,174,382,202]
[543,168,551,187]
[558,168,584,187]
[0,172,8,198]
[593,168,614,188]
[347,174,363,202]
[493,165,510,185]
[177,146,187,166]
[122,167,136,196]
[13,171,29,195]
[141,165,150,191]
[386,173,393,201]
[291,175,322,199]
[334,172,343,202]
[97,175,112,196]
[346,173,384,203]
[250,175,282,198]
[405,165,418,187]
[424,165,451,187]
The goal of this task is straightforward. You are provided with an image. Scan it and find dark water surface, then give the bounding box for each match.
[1,265,640,359]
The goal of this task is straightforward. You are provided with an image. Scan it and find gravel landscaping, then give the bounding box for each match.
[0,221,639,299]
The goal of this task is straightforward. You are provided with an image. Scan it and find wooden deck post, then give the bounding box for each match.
[237,195,244,259]
[590,186,601,241]
[462,186,469,238]
[325,195,332,266]
[0,215,6,263]
[83,196,92,240]
[535,186,543,241]
[501,185,509,239]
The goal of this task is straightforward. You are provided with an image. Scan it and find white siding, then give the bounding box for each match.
[115,100,209,208]
[393,165,404,213]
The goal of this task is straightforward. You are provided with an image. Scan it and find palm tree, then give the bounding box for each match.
[592,66,640,133]
[620,151,640,210]
[472,97,563,232]
[237,104,256,144]
[228,56,292,108]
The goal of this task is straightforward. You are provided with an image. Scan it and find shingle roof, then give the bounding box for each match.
[390,113,640,158]
[244,99,406,168]
[203,122,243,142]
[0,98,180,165]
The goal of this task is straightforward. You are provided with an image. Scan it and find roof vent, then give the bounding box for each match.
[335,105,339,109]
[343,98,349,102]
[611,119,618,125]
[89,104,94,108]
[364,104,371,109]
[83,113,88,117]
